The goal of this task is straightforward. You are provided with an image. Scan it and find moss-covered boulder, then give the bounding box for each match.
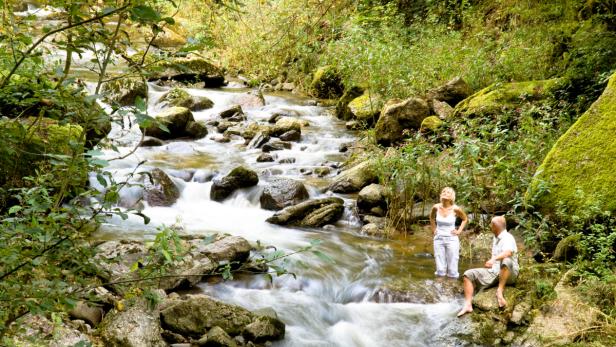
[526,73,616,217]
[347,91,384,125]
[101,77,147,107]
[335,86,364,120]
[148,56,225,87]
[310,66,344,99]
[329,160,378,193]
[374,97,430,146]
[0,117,84,197]
[159,88,214,111]
[420,116,443,132]
[454,78,565,117]
[139,106,194,140]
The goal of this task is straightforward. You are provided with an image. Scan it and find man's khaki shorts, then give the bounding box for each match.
[463,258,518,291]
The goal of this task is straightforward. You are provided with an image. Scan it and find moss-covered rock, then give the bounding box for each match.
[148,56,225,87]
[347,91,384,124]
[101,77,147,106]
[329,160,378,193]
[526,73,616,217]
[454,78,565,117]
[210,166,259,202]
[335,86,364,120]
[151,27,187,49]
[420,116,443,132]
[310,66,344,99]
[159,88,214,111]
[140,106,194,140]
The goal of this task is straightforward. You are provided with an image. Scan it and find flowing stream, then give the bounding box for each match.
[94,84,471,347]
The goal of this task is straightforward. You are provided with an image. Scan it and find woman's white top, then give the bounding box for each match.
[435,206,457,237]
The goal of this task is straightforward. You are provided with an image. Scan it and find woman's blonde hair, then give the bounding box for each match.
[440,187,456,203]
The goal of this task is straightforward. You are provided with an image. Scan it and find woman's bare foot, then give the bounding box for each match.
[496,290,507,308]
[457,304,473,317]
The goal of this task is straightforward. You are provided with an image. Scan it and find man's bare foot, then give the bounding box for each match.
[496,290,507,308]
[457,304,473,317]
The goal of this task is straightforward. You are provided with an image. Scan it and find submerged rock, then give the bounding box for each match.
[526,73,616,219]
[374,97,430,146]
[210,166,259,202]
[329,160,378,193]
[310,66,343,99]
[260,178,309,210]
[266,197,345,227]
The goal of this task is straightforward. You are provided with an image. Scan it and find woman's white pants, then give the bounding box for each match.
[433,235,460,278]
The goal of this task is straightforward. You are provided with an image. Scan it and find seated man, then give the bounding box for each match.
[457,216,519,317]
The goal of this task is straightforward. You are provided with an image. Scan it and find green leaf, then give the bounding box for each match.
[161,249,172,262]
[312,250,334,263]
[8,205,22,214]
[96,173,108,187]
[130,5,161,22]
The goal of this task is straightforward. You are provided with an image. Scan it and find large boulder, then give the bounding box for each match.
[335,86,364,120]
[148,56,225,87]
[329,160,378,193]
[140,106,194,140]
[454,78,565,117]
[310,66,343,99]
[101,77,147,106]
[210,167,259,202]
[142,168,180,207]
[347,91,384,125]
[151,27,187,49]
[93,235,248,293]
[374,97,430,146]
[427,77,473,106]
[266,197,345,228]
[526,73,616,217]
[159,88,214,111]
[260,178,309,210]
[271,116,308,136]
[357,183,388,215]
[160,294,285,342]
[100,300,166,347]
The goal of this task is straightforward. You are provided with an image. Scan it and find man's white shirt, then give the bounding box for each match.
[491,230,518,273]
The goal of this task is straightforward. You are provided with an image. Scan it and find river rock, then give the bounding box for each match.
[248,132,270,149]
[150,27,187,49]
[310,66,343,99]
[100,299,166,347]
[210,167,259,202]
[526,73,616,220]
[260,178,309,210]
[216,121,234,133]
[266,197,345,227]
[159,88,214,111]
[232,89,265,108]
[241,123,271,141]
[374,97,430,146]
[185,121,209,139]
[454,78,565,118]
[357,183,388,215]
[69,301,103,327]
[336,86,364,120]
[473,287,521,312]
[432,99,454,119]
[262,141,292,152]
[160,294,284,342]
[190,235,251,264]
[279,129,301,142]
[256,153,275,162]
[101,77,147,107]
[196,326,236,347]
[148,56,225,87]
[140,136,165,147]
[268,112,284,123]
[142,168,180,207]
[271,117,308,136]
[278,158,296,164]
[140,106,194,140]
[219,105,244,119]
[427,77,473,106]
[328,160,378,193]
[348,91,384,125]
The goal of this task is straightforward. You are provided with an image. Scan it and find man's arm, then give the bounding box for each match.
[485,249,513,268]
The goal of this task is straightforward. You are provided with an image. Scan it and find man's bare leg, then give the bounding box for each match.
[496,266,510,308]
[457,276,474,317]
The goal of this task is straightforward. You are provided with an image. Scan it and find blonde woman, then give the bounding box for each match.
[430,187,468,278]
